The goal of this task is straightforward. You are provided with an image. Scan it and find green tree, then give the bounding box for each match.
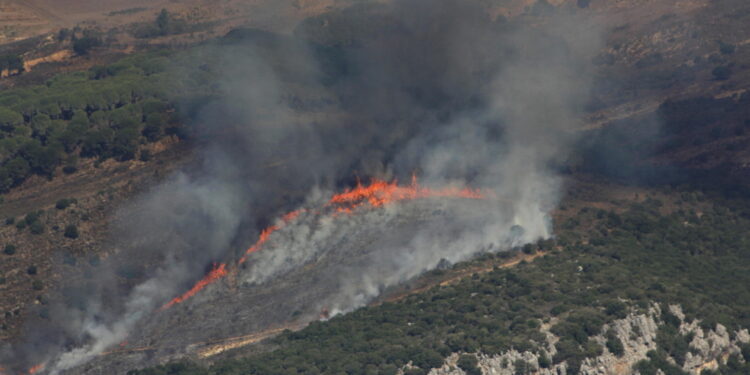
[73,36,102,56]
[56,198,75,210]
[64,224,79,239]
[0,107,23,132]
[157,9,171,35]
[606,333,625,357]
[457,355,481,375]
[3,244,16,255]
[5,157,30,185]
[30,221,45,235]
[712,66,731,81]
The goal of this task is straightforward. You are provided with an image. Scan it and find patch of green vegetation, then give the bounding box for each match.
[0,54,24,72]
[64,224,79,239]
[107,7,148,17]
[3,244,15,255]
[55,198,76,210]
[712,65,732,81]
[130,194,750,375]
[457,354,481,375]
[16,210,44,232]
[131,9,207,39]
[32,280,43,291]
[0,47,218,193]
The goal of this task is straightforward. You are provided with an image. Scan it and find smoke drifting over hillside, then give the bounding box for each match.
[2,1,603,373]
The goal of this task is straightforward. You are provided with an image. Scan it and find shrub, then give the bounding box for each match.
[56,198,76,210]
[457,355,481,375]
[5,217,14,225]
[139,149,152,162]
[606,333,625,356]
[30,221,45,235]
[3,244,15,255]
[712,66,732,81]
[64,224,79,239]
[27,266,37,275]
[718,41,735,55]
[412,349,444,370]
[32,280,43,291]
[522,243,535,254]
[514,359,531,375]
[73,36,102,56]
[538,353,551,368]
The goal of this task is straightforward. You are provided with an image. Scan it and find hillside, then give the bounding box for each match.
[0,0,749,374]
[129,186,750,375]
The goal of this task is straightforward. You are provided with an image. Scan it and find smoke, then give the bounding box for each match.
[3,0,604,373]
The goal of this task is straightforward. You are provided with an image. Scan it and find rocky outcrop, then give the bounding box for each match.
[421,304,749,375]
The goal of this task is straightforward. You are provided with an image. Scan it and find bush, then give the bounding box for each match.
[5,217,14,225]
[538,353,551,368]
[712,66,732,81]
[64,224,79,239]
[606,333,625,356]
[139,149,152,162]
[32,280,43,291]
[514,359,531,375]
[412,349,444,370]
[718,41,735,55]
[522,243,535,254]
[30,221,45,235]
[0,54,24,72]
[457,355,481,375]
[73,36,102,56]
[27,266,37,275]
[56,198,76,210]
[3,244,16,255]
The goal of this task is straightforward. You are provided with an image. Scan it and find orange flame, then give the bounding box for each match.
[328,176,485,212]
[28,364,44,375]
[281,209,304,223]
[239,225,279,264]
[160,176,487,310]
[159,263,228,311]
[238,209,305,264]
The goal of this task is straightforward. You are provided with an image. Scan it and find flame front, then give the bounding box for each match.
[239,226,279,264]
[159,263,228,311]
[28,364,44,375]
[160,176,487,311]
[328,176,485,212]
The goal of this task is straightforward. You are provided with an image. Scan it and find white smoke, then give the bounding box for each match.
[13,1,604,373]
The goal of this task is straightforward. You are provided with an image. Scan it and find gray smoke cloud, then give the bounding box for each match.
[4,1,603,373]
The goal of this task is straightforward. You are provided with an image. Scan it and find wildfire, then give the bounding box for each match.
[328,176,486,212]
[159,263,228,311]
[160,176,487,310]
[239,226,279,265]
[239,209,305,264]
[28,364,44,375]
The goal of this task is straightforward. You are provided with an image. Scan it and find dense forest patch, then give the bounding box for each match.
[0,49,219,192]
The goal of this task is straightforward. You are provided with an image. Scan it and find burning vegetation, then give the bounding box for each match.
[160,263,229,311]
[1,0,603,372]
[161,176,488,310]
